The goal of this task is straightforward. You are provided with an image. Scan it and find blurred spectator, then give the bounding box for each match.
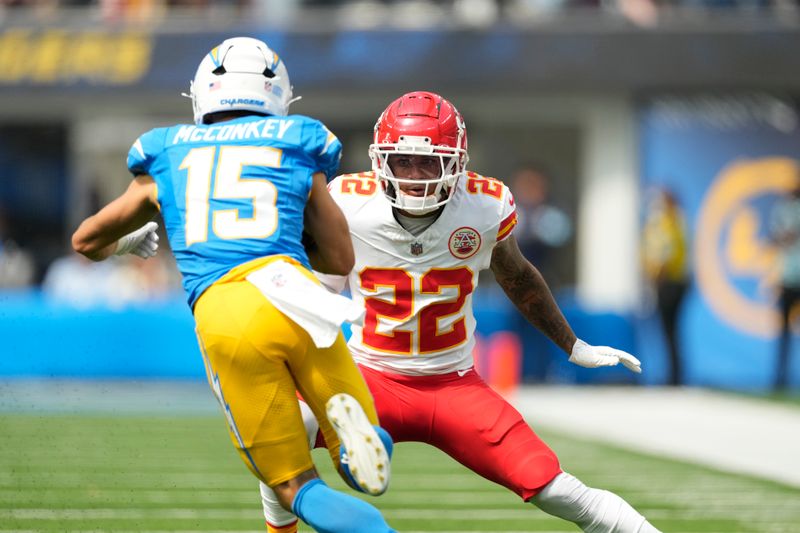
[507,164,572,382]
[642,187,689,386]
[614,0,658,27]
[0,206,35,289]
[509,163,572,286]
[99,0,165,24]
[43,251,177,309]
[768,183,800,392]
[43,252,122,308]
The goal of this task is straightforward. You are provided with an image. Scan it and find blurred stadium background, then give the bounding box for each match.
[1,0,800,531]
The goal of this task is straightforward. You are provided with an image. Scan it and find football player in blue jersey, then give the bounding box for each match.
[72,37,395,533]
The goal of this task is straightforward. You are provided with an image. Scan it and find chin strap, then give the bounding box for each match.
[395,190,442,215]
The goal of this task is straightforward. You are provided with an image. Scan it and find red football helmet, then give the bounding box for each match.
[369,91,468,214]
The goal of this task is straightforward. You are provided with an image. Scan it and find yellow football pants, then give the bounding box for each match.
[193,257,378,487]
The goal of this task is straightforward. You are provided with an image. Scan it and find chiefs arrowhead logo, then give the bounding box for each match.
[449,227,481,259]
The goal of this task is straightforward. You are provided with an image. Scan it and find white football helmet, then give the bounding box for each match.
[369,91,468,214]
[188,37,296,125]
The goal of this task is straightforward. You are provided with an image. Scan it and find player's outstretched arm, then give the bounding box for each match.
[490,235,577,354]
[303,172,355,276]
[72,175,159,261]
[490,235,641,373]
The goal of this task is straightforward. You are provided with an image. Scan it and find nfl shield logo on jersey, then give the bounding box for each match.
[410,242,424,256]
[449,227,481,259]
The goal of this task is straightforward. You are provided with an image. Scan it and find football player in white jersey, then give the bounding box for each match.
[260,91,661,533]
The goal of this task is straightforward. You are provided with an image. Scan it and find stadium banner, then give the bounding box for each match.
[638,94,800,390]
[3,29,800,91]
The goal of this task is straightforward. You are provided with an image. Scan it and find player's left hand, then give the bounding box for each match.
[568,339,642,374]
[114,221,159,259]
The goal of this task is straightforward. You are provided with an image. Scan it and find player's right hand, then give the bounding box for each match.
[568,339,642,374]
[114,221,159,259]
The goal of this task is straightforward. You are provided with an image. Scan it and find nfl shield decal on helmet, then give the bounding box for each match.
[449,227,481,259]
[410,242,424,256]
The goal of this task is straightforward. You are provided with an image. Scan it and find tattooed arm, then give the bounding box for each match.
[490,234,577,354]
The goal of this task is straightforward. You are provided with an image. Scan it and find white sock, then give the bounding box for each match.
[532,472,661,533]
[260,401,320,523]
[260,480,298,527]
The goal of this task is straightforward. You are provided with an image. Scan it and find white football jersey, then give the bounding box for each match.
[328,171,517,375]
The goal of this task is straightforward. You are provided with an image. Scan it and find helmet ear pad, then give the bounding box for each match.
[369,92,468,213]
[189,37,294,126]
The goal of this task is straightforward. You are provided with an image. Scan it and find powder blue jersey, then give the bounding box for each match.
[127,114,342,308]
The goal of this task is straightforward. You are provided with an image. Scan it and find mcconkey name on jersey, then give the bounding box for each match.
[329,171,517,375]
[127,114,342,307]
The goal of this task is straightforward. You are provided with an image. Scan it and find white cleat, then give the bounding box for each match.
[325,393,390,496]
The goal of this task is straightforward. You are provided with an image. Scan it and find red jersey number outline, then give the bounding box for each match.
[359,266,474,355]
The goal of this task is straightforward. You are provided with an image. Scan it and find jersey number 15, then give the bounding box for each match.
[181,146,282,245]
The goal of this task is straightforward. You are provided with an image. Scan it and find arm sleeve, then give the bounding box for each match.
[496,185,518,242]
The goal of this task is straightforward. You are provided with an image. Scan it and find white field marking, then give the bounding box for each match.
[378,507,800,522]
[3,507,798,526]
[384,489,800,514]
[0,488,517,506]
[514,387,800,488]
[0,489,259,505]
[373,492,518,505]
[576,480,784,492]
[0,509,256,520]
[5,480,785,506]
[404,522,772,533]
[0,472,251,487]
[0,472,479,486]
[0,527,792,533]
[607,490,800,502]
[385,472,499,485]
[7,506,784,523]
[0,490,514,508]
[0,531,264,533]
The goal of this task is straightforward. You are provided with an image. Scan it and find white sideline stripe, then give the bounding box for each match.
[387,509,799,520]
[0,509,255,520]
[1,489,794,510]
[513,386,800,488]
[3,508,798,522]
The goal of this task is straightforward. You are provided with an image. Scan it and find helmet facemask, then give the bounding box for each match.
[370,137,465,215]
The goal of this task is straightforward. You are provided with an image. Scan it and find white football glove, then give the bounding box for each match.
[114,221,159,259]
[569,339,642,374]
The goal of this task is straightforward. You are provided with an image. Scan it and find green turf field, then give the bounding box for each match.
[1,414,798,532]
